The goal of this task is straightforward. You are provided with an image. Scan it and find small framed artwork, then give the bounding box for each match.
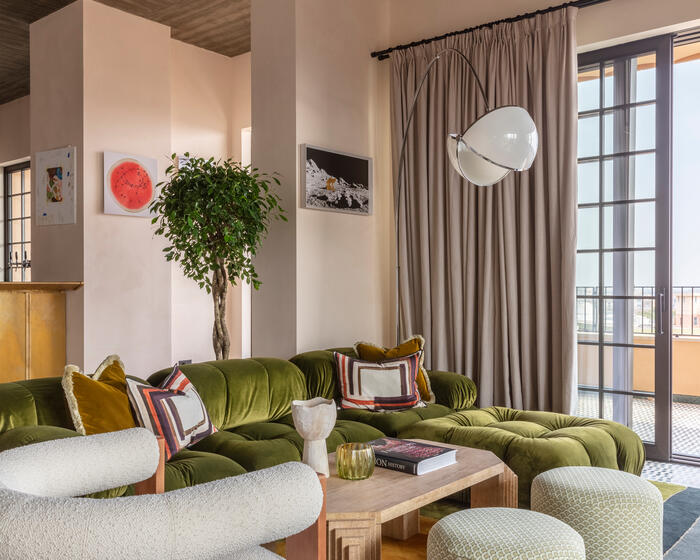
[301,144,372,215]
[35,146,77,226]
[104,151,157,217]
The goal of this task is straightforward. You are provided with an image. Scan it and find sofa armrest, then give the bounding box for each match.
[428,370,477,410]
[0,462,323,558]
[0,428,159,497]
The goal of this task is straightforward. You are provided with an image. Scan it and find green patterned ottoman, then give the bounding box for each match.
[427,507,585,560]
[531,466,663,560]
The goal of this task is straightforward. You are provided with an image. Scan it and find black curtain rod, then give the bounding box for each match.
[370,0,611,60]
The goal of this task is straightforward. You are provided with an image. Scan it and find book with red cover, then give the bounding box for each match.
[368,437,457,475]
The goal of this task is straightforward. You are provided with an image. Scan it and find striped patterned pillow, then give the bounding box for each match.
[126,366,217,460]
[334,351,422,411]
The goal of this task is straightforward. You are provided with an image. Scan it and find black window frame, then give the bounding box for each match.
[576,34,673,462]
[3,161,32,282]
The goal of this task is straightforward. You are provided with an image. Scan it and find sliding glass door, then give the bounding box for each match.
[576,36,672,461]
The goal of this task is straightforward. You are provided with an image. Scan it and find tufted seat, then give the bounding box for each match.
[336,404,453,436]
[191,414,384,472]
[399,406,645,507]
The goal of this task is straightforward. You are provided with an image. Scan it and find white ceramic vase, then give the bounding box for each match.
[291,397,337,477]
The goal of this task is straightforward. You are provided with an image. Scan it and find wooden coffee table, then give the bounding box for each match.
[288,439,517,560]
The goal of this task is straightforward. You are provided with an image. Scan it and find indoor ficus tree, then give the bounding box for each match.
[151,154,286,361]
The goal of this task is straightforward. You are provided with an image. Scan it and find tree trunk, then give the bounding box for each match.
[212,260,230,360]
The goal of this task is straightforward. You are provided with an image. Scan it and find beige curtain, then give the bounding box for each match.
[391,7,578,413]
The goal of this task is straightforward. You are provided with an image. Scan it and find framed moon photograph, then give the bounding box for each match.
[301,144,372,215]
[104,151,157,217]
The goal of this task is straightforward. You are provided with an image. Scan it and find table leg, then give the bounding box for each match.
[328,515,381,560]
[470,465,518,508]
[382,509,420,540]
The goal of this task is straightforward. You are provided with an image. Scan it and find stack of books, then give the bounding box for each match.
[368,437,457,475]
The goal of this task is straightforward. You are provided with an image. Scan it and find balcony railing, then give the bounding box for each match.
[576,286,700,337]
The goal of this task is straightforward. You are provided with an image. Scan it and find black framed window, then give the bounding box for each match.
[3,162,31,282]
[576,35,673,461]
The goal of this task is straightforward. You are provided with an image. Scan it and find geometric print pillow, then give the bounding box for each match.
[334,351,422,412]
[126,366,217,460]
[354,335,435,403]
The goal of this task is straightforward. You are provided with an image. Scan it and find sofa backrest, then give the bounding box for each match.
[148,357,308,430]
[289,347,356,401]
[0,378,73,434]
[0,354,324,437]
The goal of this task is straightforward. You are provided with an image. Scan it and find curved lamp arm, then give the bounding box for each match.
[394,48,490,343]
[394,48,538,343]
[395,48,490,201]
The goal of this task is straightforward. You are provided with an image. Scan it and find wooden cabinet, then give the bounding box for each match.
[0,282,82,382]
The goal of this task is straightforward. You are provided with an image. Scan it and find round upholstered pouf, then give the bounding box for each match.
[531,466,663,560]
[427,507,585,560]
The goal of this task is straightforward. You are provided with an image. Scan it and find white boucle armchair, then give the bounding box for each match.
[0,428,325,560]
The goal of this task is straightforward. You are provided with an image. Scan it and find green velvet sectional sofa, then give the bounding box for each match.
[0,347,645,507]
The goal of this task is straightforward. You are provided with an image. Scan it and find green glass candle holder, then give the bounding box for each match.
[336,442,375,480]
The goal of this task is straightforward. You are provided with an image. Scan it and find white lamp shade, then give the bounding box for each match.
[462,106,538,171]
[447,106,538,186]
[447,134,510,187]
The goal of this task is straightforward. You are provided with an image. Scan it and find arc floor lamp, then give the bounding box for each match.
[395,47,539,342]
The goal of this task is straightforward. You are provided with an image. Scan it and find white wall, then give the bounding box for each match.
[30,1,85,366]
[251,0,298,357]
[230,52,252,162]
[0,96,30,165]
[29,0,252,373]
[169,39,239,365]
[0,95,31,284]
[251,0,394,357]
[227,52,252,360]
[82,1,173,374]
[294,0,393,351]
[386,0,700,51]
[577,0,700,50]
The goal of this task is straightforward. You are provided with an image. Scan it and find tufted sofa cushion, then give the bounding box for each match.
[148,358,307,430]
[191,415,384,472]
[337,404,453,437]
[399,406,645,507]
[0,378,74,432]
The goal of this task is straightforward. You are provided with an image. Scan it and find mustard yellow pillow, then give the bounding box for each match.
[354,335,435,403]
[62,355,136,435]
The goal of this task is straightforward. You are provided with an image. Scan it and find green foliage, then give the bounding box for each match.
[150,154,286,293]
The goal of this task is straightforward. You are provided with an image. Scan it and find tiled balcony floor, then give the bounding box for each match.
[643,460,700,488]
[576,391,700,487]
[576,391,700,458]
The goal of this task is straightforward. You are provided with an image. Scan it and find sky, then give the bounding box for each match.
[576,55,700,288]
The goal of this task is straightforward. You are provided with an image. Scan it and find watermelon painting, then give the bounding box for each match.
[104,152,157,217]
